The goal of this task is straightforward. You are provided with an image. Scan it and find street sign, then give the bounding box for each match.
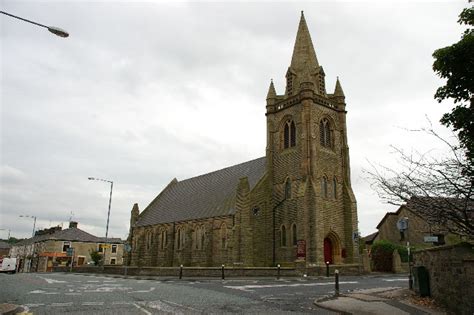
[66,248,74,256]
[424,236,438,243]
[397,218,408,231]
[296,240,306,260]
[352,231,359,241]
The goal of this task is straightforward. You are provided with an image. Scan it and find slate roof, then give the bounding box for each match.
[0,240,10,249]
[136,157,267,227]
[15,227,123,245]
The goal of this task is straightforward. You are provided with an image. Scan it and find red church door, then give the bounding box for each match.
[324,238,333,264]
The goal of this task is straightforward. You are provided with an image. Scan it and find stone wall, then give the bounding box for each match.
[52,263,363,278]
[413,242,474,315]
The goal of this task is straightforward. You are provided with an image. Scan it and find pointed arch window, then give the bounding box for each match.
[319,118,332,148]
[291,223,297,246]
[321,176,328,198]
[281,225,287,247]
[333,177,337,199]
[221,223,228,250]
[160,229,167,250]
[283,120,296,149]
[176,227,185,250]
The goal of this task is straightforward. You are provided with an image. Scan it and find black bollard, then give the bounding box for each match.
[335,269,340,296]
[221,264,225,280]
[326,261,330,277]
[179,264,183,280]
[277,264,281,280]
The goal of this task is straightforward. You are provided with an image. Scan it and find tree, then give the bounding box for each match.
[89,249,102,266]
[432,7,474,166]
[366,127,473,237]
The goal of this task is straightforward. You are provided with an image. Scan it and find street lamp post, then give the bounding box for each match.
[88,177,113,268]
[19,215,37,237]
[0,11,69,37]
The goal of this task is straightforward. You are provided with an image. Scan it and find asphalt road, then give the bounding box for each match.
[0,272,409,314]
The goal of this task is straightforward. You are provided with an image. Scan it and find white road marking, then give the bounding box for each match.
[225,281,358,292]
[383,278,408,282]
[25,303,44,307]
[87,280,100,283]
[129,287,155,293]
[29,290,47,294]
[112,301,132,305]
[162,299,201,312]
[65,292,82,295]
[82,302,104,306]
[133,303,152,315]
[38,276,67,284]
[51,302,73,307]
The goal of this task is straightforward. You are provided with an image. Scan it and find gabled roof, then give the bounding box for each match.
[14,227,123,245]
[362,232,379,244]
[136,157,267,227]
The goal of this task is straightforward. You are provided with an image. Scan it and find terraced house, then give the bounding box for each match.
[128,12,359,268]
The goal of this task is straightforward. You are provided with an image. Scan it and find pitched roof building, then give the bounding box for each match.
[10,222,124,272]
[128,12,359,269]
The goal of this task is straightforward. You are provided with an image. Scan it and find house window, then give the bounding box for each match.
[285,179,292,199]
[321,176,328,198]
[283,120,296,149]
[291,224,297,246]
[333,177,337,199]
[319,118,332,148]
[62,241,71,252]
[111,244,117,253]
[221,223,228,250]
[281,225,287,247]
[98,244,104,253]
[110,258,116,265]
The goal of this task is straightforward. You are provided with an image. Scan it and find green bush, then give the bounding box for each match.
[89,250,102,266]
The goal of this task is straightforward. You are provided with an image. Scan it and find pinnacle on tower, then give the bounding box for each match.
[334,77,345,97]
[290,11,319,72]
[266,79,277,99]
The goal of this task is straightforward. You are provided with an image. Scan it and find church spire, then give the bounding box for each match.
[266,79,277,99]
[334,77,345,97]
[290,11,319,72]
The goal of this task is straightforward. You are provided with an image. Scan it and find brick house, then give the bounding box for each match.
[9,222,124,272]
[128,12,359,268]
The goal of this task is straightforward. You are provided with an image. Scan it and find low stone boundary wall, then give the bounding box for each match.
[413,242,474,315]
[52,263,362,278]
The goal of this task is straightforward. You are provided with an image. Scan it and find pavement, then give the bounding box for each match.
[314,287,446,315]
[0,303,29,315]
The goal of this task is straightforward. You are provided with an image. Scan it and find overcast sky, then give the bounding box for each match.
[0,0,468,240]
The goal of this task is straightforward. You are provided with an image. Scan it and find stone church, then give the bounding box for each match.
[128,12,358,268]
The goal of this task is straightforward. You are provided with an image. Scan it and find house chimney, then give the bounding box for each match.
[69,221,78,228]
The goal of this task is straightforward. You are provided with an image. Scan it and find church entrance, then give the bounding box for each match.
[323,237,333,264]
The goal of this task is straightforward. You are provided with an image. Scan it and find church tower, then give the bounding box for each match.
[266,12,358,266]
